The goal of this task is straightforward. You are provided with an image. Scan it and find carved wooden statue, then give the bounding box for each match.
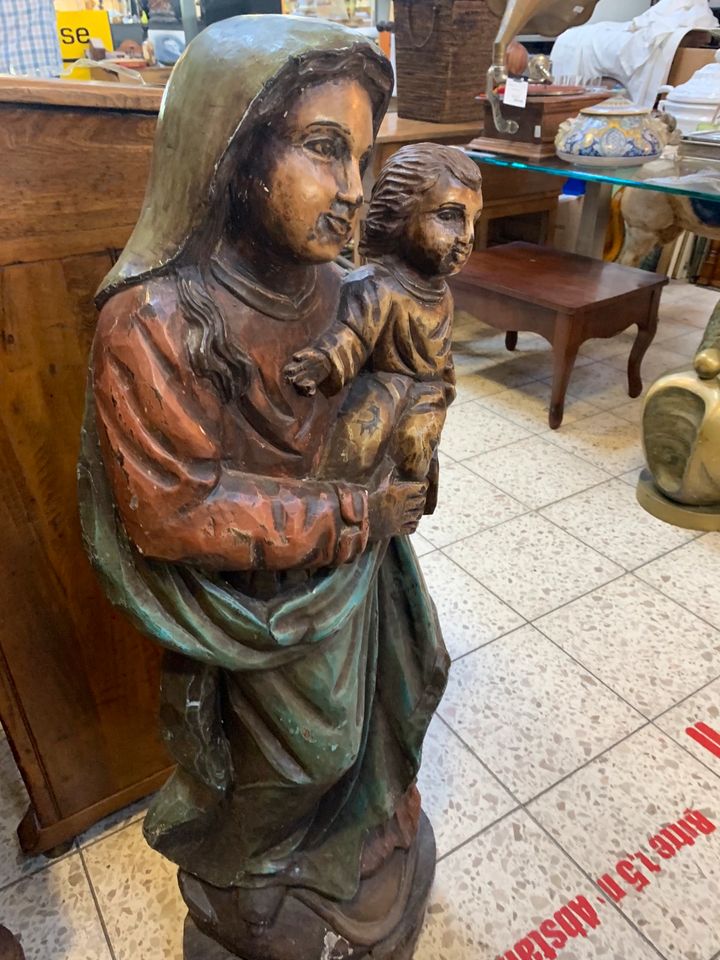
[79,16,482,960]
[617,186,720,268]
[639,298,720,531]
[0,927,24,960]
[284,143,482,511]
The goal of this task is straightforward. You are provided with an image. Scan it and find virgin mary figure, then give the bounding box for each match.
[79,15,449,959]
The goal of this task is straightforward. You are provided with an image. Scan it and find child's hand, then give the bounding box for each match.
[284,349,332,396]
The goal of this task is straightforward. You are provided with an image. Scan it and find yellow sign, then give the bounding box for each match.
[56,10,113,61]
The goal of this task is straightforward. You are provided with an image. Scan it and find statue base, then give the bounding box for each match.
[181,813,436,960]
[636,469,720,532]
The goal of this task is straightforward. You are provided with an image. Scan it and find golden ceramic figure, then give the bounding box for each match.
[485,0,602,134]
[639,299,720,529]
[284,144,483,500]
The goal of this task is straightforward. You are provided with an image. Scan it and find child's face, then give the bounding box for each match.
[401,173,483,277]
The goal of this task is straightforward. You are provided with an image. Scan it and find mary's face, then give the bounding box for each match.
[248,78,375,263]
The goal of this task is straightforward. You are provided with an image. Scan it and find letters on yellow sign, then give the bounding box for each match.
[55,10,113,61]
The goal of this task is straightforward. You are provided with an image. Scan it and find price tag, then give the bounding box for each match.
[503,78,529,109]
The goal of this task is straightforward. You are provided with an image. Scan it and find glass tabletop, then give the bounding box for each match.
[465,149,720,202]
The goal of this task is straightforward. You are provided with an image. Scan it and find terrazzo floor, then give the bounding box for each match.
[2,280,720,960]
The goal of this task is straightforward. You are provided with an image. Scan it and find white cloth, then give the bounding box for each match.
[551,0,719,107]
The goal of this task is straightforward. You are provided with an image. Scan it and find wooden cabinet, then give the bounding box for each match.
[0,80,172,854]
[0,76,560,854]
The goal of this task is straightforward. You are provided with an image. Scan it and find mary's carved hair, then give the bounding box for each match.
[360,143,482,258]
[176,44,393,404]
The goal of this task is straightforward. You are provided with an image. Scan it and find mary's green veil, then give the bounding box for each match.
[97,14,393,305]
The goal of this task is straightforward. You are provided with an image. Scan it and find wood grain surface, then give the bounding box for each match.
[0,76,164,112]
[0,101,171,853]
[0,105,154,265]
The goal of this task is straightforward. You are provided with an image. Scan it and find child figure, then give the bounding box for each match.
[284,143,483,493]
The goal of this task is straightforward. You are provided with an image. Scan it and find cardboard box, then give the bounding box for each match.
[667,48,717,88]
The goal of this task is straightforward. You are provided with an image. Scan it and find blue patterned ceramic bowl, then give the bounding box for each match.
[555,96,669,167]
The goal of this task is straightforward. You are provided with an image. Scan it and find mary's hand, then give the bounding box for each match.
[368,479,428,540]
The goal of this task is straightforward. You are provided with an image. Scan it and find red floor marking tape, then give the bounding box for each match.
[686,722,720,760]
[496,808,716,960]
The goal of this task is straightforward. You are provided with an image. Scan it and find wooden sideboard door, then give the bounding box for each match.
[0,102,171,854]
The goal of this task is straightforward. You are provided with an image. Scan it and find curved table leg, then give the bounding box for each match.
[549,313,582,430]
[628,288,662,398]
[505,331,518,351]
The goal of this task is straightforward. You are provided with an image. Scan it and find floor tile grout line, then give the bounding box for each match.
[538,498,703,570]
[520,805,670,960]
[449,365,550,400]
[517,721,654,810]
[0,841,79,898]
[432,452,536,512]
[445,358,579,420]
[448,620,529,666]
[430,536,720,672]
[431,464,704,583]
[463,384,605,435]
[420,501,534,553]
[428,479,678,589]
[78,810,149,854]
[534,407,648,475]
[530,622,653,722]
[433,719,527,866]
[440,425,539,465]
[451,599,720,788]
[456,447,617,514]
[450,390,601,432]
[0,811,147,901]
[445,377,601,448]
[434,807,521,866]
[538,422,647,478]
[529,471,647,515]
[528,563,720,703]
[623,536,706,572]
[652,673,720,723]
[434,524,718,708]
[468,715,650,819]
[433,717,669,958]
[78,847,118,960]
[633,564,720,636]
[648,715,720,785]
[426,502,589,564]
[435,713,521,806]
[445,430,536,465]
[430,436,644,556]
[435,708,653,846]
[0,869,43,899]
[439,544,628,627]
[538,509,704,582]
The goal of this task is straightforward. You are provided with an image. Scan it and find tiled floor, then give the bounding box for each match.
[2,281,720,959]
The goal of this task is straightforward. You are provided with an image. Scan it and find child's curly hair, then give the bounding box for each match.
[360,142,482,258]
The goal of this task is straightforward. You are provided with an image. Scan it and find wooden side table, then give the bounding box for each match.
[451,242,668,428]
